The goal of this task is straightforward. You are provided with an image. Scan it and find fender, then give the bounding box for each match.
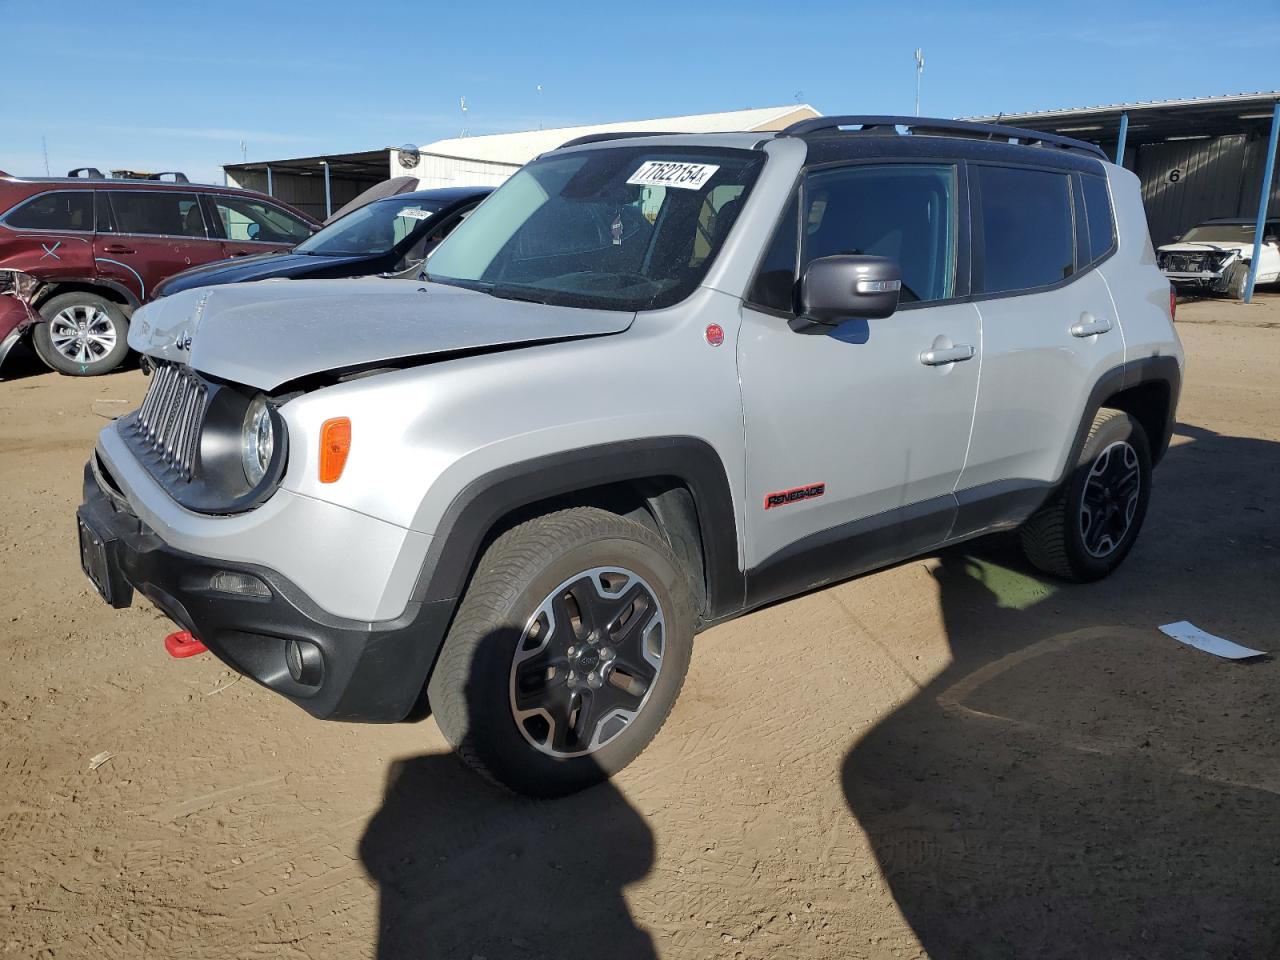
[410,437,745,621]
[32,277,141,313]
[1065,354,1182,471]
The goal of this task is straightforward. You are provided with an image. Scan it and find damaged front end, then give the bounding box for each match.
[0,270,40,372]
[1157,248,1241,292]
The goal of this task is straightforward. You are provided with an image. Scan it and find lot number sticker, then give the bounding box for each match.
[398,207,433,220]
[627,161,720,190]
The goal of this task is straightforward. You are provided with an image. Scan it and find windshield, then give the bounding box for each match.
[1180,223,1258,244]
[296,197,446,256]
[424,146,765,311]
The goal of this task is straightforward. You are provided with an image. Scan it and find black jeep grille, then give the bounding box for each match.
[132,361,207,481]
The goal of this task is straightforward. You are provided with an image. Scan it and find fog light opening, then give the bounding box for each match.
[284,639,323,686]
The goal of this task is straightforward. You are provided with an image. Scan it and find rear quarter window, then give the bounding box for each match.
[3,191,94,231]
[1081,174,1115,263]
[976,165,1074,295]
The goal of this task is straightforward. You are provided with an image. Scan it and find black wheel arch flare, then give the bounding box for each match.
[410,436,746,624]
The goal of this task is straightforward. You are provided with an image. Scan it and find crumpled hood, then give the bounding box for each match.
[128,278,636,390]
[1157,241,1247,255]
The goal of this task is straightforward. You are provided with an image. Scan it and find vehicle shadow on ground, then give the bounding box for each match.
[360,722,657,959]
[843,423,1280,958]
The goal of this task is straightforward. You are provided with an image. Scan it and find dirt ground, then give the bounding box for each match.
[2,293,1278,960]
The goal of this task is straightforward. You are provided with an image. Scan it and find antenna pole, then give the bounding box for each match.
[41,136,50,176]
[914,49,925,117]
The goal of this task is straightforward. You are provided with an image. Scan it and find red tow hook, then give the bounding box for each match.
[164,630,208,658]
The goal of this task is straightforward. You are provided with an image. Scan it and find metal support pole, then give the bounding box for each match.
[1115,112,1128,166]
[322,161,332,219]
[1244,100,1280,304]
[266,165,273,197]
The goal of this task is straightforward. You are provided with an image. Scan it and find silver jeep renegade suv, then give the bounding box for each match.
[77,116,1183,796]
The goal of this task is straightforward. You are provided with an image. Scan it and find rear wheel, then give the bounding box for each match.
[1020,409,1152,582]
[428,507,696,797]
[32,292,130,376]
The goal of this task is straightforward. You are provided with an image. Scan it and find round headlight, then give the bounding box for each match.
[241,396,275,485]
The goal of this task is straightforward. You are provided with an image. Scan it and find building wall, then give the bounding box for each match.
[1137,133,1280,244]
[398,153,523,190]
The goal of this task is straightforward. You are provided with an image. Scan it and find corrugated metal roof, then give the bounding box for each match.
[417,105,820,165]
[965,90,1280,123]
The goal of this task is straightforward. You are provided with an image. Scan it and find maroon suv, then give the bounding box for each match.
[0,170,318,376]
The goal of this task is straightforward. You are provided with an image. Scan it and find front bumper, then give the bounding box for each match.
[1163,271,1223,285]
[77,462,454,722]
[0,294,37,371]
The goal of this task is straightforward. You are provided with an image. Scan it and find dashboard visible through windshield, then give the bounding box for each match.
[296,197,446,256]
[424,145,765,311]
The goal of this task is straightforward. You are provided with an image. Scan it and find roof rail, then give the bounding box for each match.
[778,115,1108,160]
[558,131,681,150]
[146,171,190,183]
[67,167,105,179]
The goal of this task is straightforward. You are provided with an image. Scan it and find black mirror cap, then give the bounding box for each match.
[799,255,902,325]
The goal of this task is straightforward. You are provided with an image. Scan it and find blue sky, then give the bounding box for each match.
[4,0,1278,184]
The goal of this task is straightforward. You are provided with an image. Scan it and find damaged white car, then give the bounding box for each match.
[1157,218,1280,299]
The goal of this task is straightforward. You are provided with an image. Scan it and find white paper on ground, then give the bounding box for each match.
[1159,620,1267,660]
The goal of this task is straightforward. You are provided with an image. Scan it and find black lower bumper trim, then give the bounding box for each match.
[78,462,453,722]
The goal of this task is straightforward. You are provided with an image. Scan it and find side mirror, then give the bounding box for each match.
[798,255,901,327]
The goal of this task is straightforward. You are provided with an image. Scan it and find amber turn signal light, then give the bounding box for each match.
[319,417,351,483]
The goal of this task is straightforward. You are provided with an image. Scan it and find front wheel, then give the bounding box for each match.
[1020,409,1152,582]
[32,292,130,376]
[428,507,696,797]
[1224,262,1249,301]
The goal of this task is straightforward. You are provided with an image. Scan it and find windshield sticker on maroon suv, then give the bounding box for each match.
[626,161,720,190]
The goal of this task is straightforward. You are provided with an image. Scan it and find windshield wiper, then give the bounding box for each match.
[487,285,555,305]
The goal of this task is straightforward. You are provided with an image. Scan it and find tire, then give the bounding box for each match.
[1224,262,1249,301]
[32,292,130,376]
[1020,409,1152,582]
[428,507,696,797]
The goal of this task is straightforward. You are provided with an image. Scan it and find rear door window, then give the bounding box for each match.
[109,191,207,238]
[4,191,94,231]
[800,163,958,304]
[975,166,1075,294]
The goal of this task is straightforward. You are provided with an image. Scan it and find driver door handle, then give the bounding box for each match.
[1070,315,1113,338]
[101,244,134,255]
[919,343,975,366]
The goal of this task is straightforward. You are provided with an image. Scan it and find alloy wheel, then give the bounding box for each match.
[49,305,117,364]
[509,566,665,758]
[1079,439,1141,558]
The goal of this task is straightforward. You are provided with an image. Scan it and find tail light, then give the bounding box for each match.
[1169,284,1177,321]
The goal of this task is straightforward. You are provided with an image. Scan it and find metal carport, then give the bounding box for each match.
[223,149,392,221]
[969,92,1280,302]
